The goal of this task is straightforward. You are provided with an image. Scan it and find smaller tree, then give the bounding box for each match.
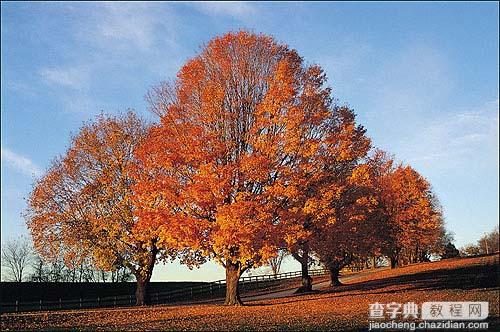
[431,228,458,260]
[25,112,174,305]
[30,254,47,282]
[376,165,443,267]
[441,242,460,259]
[268,249,288,277]
[1,236,32,282]
[459,227,499,257]
[310,163,379,286]
[478,227,499,254]
[460,244,481,257]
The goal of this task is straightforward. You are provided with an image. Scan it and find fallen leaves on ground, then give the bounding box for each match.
[2,255,498,331]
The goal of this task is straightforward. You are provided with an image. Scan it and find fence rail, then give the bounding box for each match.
[1,268,329,313]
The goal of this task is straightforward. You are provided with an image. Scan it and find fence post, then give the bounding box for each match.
[79,298,82,309]
[15,300,18,313]
[114,296,117,306]
[155,293,159,304]
[190,287,193,299]
[39,299,42,311]
[129,295,132,305]
[59,298,62,310]
[98,297,101,307]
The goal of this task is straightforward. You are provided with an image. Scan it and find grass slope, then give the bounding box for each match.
[1,254,498,331]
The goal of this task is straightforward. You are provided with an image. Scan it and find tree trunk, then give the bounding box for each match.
[329,267,342,286]
[292,244,312,292]
[133,239,158,306]
[390,256,398,269]
[372,256,377,269]
[135,277,150,306]
[224,261,243,306]
[415,245,420,263]
[300,257,312,291]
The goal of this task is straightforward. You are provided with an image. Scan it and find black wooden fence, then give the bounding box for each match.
[1,268,329,313]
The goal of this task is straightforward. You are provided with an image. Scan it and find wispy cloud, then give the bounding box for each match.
[79,3,178,53]
[404,99,499,170]
[58,93,108,116]
[39,65,91,90]
[5,81,39,97]
[35,3,182,116]
[194,2,257,19]
[96,6,156,50]
[375,44,454,118]
[352,43,457,161]
[1,147,41,177]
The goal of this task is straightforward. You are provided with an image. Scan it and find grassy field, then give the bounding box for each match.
[1,254,498,331]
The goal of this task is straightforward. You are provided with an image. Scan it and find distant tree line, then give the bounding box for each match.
[460,227,499,257]
[1,237,132,283]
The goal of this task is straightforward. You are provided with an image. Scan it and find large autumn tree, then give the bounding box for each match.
[25,112,170,305]
[132,31,369,305]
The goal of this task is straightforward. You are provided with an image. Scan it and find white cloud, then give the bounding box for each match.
[404,99,499,170]
[194,2,257,19]
[348,43,459,164]
[39,65,91,90]
[1,147,41,177]
[81,4,178,53]
[96,6,155,50]
[36,3,182,116]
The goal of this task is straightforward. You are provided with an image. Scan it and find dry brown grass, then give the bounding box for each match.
[2,254,498,331]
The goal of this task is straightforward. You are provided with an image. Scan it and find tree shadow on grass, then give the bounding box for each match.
[333,261,500,293]
[246,259,499,307]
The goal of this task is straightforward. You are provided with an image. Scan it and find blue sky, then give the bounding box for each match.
[1,2,498,281]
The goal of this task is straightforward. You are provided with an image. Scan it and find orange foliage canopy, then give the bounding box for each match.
[285,105,371,290]
[132,31,371,303]
[389,166,442,262]
[25,112,168,304]
[310,148,444,281]
[368,150,444,266]
[309,160,380,284]
[23,31,448,307]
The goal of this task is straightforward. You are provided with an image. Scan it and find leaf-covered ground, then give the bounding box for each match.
[2,254,498,331]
